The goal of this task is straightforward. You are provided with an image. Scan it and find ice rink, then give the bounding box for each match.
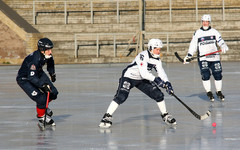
[0,62,240,150]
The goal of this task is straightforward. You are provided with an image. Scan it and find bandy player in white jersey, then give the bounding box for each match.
[99,39,176,128]
[184,14,229,102]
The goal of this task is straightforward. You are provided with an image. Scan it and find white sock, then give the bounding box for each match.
[215,80,222,92]
[157,101,167,115]
[106,101,119,115]
[202,80,211,92]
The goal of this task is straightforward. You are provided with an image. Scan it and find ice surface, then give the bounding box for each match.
[0,62,239,150]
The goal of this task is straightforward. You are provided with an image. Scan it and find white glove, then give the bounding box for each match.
[183,54,192,64]
[221,44,229,54]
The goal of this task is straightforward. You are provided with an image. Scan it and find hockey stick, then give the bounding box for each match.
[154,82,211,120]
[171,93,211,120]
[174,50,222,63]
[44,92,50,128]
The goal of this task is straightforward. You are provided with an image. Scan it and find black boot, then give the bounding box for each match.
[207,91,215,102]
[99,113,112,128]
[161,112,177,126]
[216,91,225,101]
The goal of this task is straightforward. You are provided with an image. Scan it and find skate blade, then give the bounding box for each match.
[38,123,45,131]
[99,128,112,134]
[218,96,224,101]
[99,122,111,129]
[51,122,56,126]
[168,124,177,129]
[165,124,177,129]
[210,99,215,102]
[165,121,177,128]
[38,122,56,131]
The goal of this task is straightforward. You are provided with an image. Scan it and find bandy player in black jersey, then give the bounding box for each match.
[17,38,58,127]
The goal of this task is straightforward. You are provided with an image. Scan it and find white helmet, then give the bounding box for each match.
[147,39,163,58]
[148,39,163,50]
[201,14,211,22]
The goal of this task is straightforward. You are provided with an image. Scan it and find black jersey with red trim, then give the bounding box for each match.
[16,50,55,88]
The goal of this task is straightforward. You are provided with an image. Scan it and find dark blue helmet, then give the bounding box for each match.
[38,38,53,51]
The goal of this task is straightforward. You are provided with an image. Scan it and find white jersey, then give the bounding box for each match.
[123,50,169,82]
[188,27,226,61]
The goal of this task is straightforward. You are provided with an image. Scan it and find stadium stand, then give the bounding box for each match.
[1,0,240,64]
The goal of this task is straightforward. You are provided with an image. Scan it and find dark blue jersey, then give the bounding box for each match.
[16,50,55,88]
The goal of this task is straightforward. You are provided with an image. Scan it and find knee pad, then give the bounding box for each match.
[212,62,222,80]
[113,90,129,105]
[213,72,222,80]
[150,87,164,102]
[201,71,211,81]
[47,86,58,100]
[49,92,58,100]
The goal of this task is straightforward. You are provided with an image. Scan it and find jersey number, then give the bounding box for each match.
[140,54,144,61]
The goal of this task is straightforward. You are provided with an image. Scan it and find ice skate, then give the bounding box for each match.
[38,123,56,131]
[207,91,215,102]
[37,115,56,129]
[161,113,177,126]
[99,113,112,128]
[216,91,225,101]
[46,108,53,117]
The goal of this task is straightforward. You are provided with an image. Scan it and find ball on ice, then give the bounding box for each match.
[212,122,216,127]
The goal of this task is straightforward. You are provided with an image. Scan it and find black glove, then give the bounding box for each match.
[165,81,174,95]
[50,73,56,82]
[42,84,51,93]
[154,77,165,88]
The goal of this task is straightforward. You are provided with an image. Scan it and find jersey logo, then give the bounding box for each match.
[30,71,35,76]
[214,63,222,71]
[122,81,131,90]
[200,41,215,46]
[30,64,36,70]
[201,38,204,41]
[201,61,208,69]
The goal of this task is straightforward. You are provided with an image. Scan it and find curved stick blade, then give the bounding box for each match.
[200,110,211,120]
[174,52,184,63]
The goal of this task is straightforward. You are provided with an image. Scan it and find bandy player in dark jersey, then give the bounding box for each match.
[17,38,58,127]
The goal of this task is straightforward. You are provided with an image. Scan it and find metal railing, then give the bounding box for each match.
[32,0,240,59]
[74,31,189,58]
[74,32,137,58]
[74,30,240,58]
[33,0,230,25]
[33,0,136,25]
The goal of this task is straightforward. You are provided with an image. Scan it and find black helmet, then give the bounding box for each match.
[38,38,53,51]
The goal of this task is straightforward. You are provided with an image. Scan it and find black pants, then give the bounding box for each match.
[113,77,164,105]
[198,61,222,81]
[17,72,58,109]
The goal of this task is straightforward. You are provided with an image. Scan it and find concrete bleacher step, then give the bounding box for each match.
[2,0,240,63]
[53,49,74,57]
[2,0,33,23]
[53,55,135,64]
[146,20,240,32]
[49,29,240,62]
[34,23,139,33]
[46,19,239,34]
[67,14,139,24]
